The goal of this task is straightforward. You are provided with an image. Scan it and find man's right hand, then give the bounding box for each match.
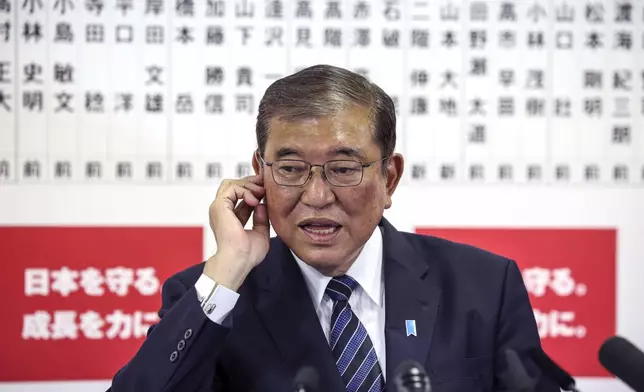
[204,174,271,291]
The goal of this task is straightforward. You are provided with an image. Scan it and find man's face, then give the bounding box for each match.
[252,105,404,276]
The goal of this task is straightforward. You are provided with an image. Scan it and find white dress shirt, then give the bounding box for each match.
[194,227,387,377]
[292,226,387,378]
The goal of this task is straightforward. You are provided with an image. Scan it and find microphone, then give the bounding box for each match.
[394,360,431,392]
[526,347,580,392]
[504,348,536,392]
[598,336,644,392]
[293,366,319,392]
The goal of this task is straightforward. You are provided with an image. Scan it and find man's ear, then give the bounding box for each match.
[384,153,404,209]
[252,150,262,175]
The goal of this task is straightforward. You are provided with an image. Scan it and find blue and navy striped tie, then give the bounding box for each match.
[326,275,385,392]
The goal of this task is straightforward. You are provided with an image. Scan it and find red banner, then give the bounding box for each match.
[415,227,616,377]
[0,226,616,380]
[0,226,203,381]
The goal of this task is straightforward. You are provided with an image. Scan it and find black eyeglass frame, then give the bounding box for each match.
[256,152,388,187]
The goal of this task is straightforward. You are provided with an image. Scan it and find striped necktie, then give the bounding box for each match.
[325,275,385,392]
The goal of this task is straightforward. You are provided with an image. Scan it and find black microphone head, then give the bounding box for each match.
[394,360,431,392]
[526,347,576,391]
[599,335,644,392]
[293,366,319,392]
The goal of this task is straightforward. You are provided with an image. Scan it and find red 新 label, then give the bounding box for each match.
[415,227,616,377]
[0,226,203,381]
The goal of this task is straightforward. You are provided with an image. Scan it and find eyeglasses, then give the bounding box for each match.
[257,154,387,187]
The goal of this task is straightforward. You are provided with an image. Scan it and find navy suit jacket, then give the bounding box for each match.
[108,218,558,392]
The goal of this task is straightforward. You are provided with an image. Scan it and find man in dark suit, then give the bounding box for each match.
[108,65,558,392]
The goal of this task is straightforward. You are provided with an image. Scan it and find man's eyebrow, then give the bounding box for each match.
[274,146,367,160]
[275,147,301,159]
[332,147,367,161]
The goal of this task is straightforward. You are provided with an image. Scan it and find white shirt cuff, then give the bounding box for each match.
[194,273,240,325]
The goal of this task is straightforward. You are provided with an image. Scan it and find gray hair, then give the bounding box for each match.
[255,65,396,168]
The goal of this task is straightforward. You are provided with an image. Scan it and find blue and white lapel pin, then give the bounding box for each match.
[405,320,417,337]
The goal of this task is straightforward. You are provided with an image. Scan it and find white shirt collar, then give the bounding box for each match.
[292,226,384,310]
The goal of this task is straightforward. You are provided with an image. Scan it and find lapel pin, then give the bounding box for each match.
[405,320,417,337]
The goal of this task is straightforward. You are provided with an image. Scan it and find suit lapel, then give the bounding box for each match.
[380,218,442,390]
[255,238,346,391]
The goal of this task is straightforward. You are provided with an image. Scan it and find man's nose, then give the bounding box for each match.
[300,167,335,208]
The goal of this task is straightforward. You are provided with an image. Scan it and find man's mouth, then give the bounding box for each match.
[298,219,342,239]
